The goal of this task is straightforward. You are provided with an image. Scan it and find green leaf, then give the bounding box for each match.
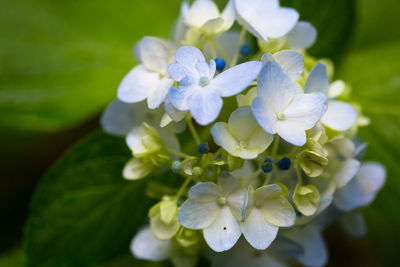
[99,255,171,267]
[0,0,180,132]
[0,248,26,267]
[282,0,356,64]
[23,131,163,266]
[338,41,400,266]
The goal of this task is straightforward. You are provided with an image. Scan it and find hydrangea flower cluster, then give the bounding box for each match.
[101,0,386,266]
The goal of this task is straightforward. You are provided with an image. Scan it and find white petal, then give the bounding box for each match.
[212,61,262,97]
[321,100,357,131]
[188,182,220,202]
[328,80,346,98]
[130,227,171,261]
[228,106,259,141]
[122,158,153,180]
[263,196,296,227]
[304,63,330,95]
[283,92,327,129]
[272,50,304,80]
[274,121,306,146]
[187,0,220,28]
[251,96,277,134]
[257,61,296,111]
[147,77,174,109]
[260,8,300,39]
[246,129,274,155]
[227,187,249,221]
[203,206,242,252]
[218,172,241,196]
[168,85,197,111]
[158,128,181,151]
[334,162,386,211]
[211,122,240,156]
[255,184,282,200]
[101,100,146,136]
[241,208,278,250]
[220,0,235,31]
[188,86,223,125]
[117,65,159,103]
[175,46,206,70]
[139,37,171,73]
[334,159,360,189]
[164,98,187,122]
[287,21,317,49]
[340,211,367,238]
[178,199,220,229]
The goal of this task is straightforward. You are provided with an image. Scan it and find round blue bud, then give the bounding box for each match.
[277,157,291,170]
[295,208,303,217]
[171,161,181,173]
[240,45,251,56]
[261,157,274,173]
[197,142,209,154]
[214,58,226,71]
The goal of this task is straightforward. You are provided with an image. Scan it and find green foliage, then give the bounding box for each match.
[0,0,180,133]
[0,248,26,267]
[23,131,169,266]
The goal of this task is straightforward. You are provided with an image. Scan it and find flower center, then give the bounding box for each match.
[276,112,285,120]
[199,76,210,86]
[218,196,227,206]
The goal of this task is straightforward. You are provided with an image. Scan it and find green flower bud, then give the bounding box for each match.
[122,157,153,180]
[293,184,321,216]
[192,167,202,178]
[299,150,328,178]
[148,200,180,240]
[175,227,200,248]
[227,154,244,171]
[127,123,165,158]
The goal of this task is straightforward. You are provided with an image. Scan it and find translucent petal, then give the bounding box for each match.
[212,61,262,97]
[168,85,197,111]
[246,128,274,155]
[164,98,187,122]
[328,80,345,98]
[334,158,360,189]
[178,199,220,229]
[117,65,159,103]
[304,63,329,95]
[188,182,220,202]
[220,0,235,32]
[228,106,259,141]
[274,120,306,146]
[139,37,171,73]
[211,122,240,157]
[218,172,241,196]
[251,96,277,134]
[175,46,206,70]
[257,61,296,111]
[283,92,327,129]
[147,77,174,109]
[321,100,357,131]
[150,213,180,240]
[255,184,282,200]
[258,8,299,39]
[241,208,278,250]
[287,21,317,49]
[130,227,171,261]
[262,196,296,227]
[188,86,223,125]
[203,206,242,252]
[187,0,220,28]
[122,158,153,180]
[227,187,249,221]
[272,50,304,80]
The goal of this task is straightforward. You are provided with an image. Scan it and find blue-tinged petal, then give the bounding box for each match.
[304,63,329,95]
[164,98,187,122]
[203,206,242,252]
[340,211,367,238]
[220,0,235,32]
[334,159,360,189]
[212,61,262,97]
[139,37,171,73]
[147,77,174,109]
[218,172,241,196]
[251,96,277,134]
[175,46,205,69]
[272,50,304,81]
[168,85,197,111]
[257,61,296,111]
[274,121,306,146]
[321,100,357,131]
[178,199,220,229]
[188,86,223,125]
[260,8,299,39]
[287,21,317,50]
[186,0,220,28]
[188,182,220,202]
[117,65,159,103]
[241,208,278,250]
[130,227,171,261]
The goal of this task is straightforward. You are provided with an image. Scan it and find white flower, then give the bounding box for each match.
[234,0,299,42]
[117,37,175,109]
[182,0,235,35]
[334,162,386,211]
[168,46,262,125]
[251,58,327,146]
[211,106,274,159]
[261,50,305,81]
[305,63,358,131]
[241,184,296,250]
[286,21,317,50]
[178,173,247,252]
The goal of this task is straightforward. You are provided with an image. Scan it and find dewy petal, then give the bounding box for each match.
[220,0,235,32]
[334,162,386,211]
[262,196,296,227]
[188,182,220,202]
[257,61,296,111]
[304,63,330,95]
[274,120,306,146]
[321,100,358,131]
[188,86,223,125]
[147,77,174,109]
[287,21,317,49]
[117,65,159,104]
[186,0,220,28]
[334,158,361,189]
[211,122,240,157]
[272,50,304,81]
[251,96,277,134]
[168,85,197,111]
[283,92,327,130]
[203,206,242,252]
[241,208,278,250]
[139,37,171,73]
[175,46,206,70]
[130,227,171,261]
[178,199,220,229]
[212,61,262,97]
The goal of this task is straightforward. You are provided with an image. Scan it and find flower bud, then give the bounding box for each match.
[293,184,320,216]
[148,200,180,240]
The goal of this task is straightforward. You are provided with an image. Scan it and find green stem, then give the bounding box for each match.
[167,148,192,159]
[230,27,247,67]
[296,167,303,185]
[208,38,217,58]
[271,135,280,157]
[186,115,201,145]
[175,176,192,202]
[211,39,231,65]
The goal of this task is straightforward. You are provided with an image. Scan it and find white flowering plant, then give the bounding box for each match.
[100,0,386,266]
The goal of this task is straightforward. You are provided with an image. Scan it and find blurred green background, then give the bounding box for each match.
[0,0,399,266]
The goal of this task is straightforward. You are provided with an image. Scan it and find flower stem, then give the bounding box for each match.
[230,27,247,67]
[186,115,201,145]
[296,167,303,185]
[271,135,280,157]
[167,148,192,159]
[175,176,192,202]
